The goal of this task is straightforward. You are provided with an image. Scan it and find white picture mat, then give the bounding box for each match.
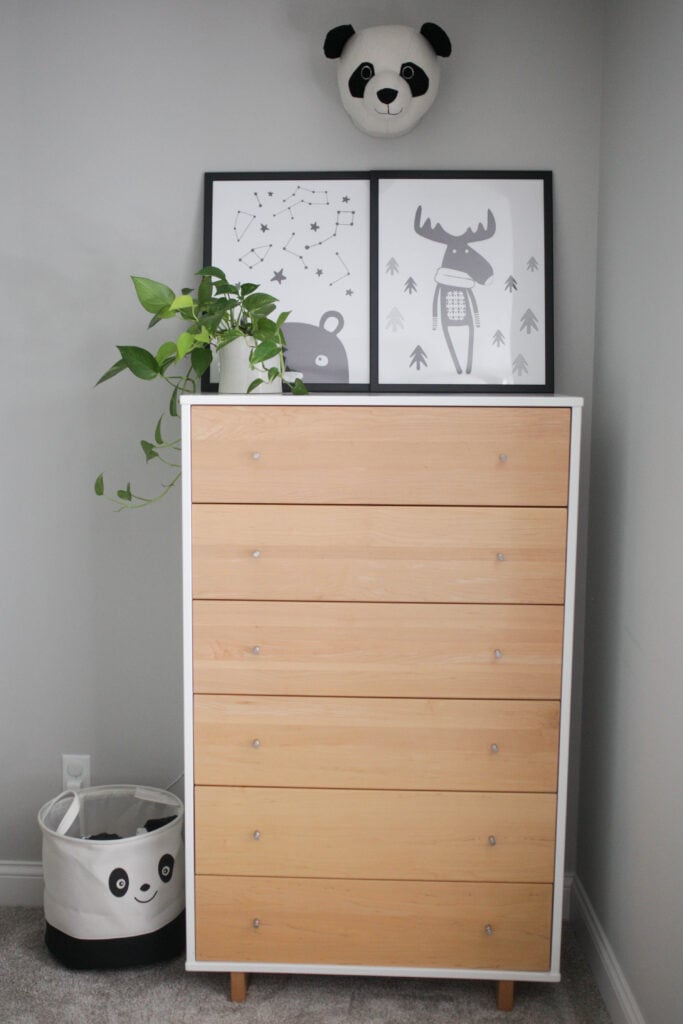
[377,177,548,386]
[209,177,371,385]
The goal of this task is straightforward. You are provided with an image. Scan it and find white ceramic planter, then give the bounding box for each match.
[218,337,282,394]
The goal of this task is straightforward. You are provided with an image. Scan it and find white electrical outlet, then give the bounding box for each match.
[62,754,91,791]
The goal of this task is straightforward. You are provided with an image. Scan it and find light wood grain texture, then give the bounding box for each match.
[194,787,557,882]
[192,601,564,699]
[194,696,560,792]
[190,405,570,506]
[194,876,552,971]
[191,505,567,604]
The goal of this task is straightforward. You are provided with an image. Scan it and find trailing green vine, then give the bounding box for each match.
[95,266,305,509]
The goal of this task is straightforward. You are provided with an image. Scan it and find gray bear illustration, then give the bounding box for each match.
[283,311,350,384]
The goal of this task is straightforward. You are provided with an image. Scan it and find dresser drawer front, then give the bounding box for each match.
[195,876,552,971]
[192,505,567,604]
[195,787,557,882]
[192,600,563,699]
[194,696,560,792]
[190,405,570,506]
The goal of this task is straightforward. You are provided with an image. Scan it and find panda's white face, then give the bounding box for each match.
[331,25,446,138]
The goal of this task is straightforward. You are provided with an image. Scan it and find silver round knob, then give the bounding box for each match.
[252,738,261,749]
[252,645,261,655]
[253,830,261,841]
[494,649,503,659]
[252,452,261,460]
[499,454,508,463]
[252,549,261,559]
[497,552,505,562]
[484,924,494,936]
[488,835,497,846]
[252,918,261,929]
[490,742,499,754]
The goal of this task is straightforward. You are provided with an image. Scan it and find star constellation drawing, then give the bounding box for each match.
[238,244,272,269]
[233,210,255,242]
[283,233,309,270]
[305,209,355,251]
[273,186,330,221]
[223,186,364,291]
[328,252,350,286]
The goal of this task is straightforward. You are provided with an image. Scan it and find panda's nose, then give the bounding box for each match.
[377,88,398,106]
[140,883,151,892]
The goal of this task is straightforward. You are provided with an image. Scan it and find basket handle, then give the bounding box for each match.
[53,790,81,836]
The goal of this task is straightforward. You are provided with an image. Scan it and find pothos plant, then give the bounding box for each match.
[95,266,306,509]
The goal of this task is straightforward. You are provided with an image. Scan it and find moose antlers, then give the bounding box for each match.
[414,206,496,245]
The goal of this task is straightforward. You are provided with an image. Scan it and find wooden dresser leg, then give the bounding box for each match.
[230,972,249,1003]
[496,980,515,1011]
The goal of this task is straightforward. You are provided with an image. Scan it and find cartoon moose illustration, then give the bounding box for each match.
[414,205,496,374]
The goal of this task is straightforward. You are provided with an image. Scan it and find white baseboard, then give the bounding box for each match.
[0,860,43,907]
[571,874,646,1024]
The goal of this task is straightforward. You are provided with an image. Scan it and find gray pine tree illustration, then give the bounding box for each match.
[385,257,400,275]
[527,256,540,272]
[520,308,539,334]
[409,345,428,369]
[385,307,405,332]
[504,275,518,292]
[492,330,506,348]
[513,353,529,375]
[404,276,418,294]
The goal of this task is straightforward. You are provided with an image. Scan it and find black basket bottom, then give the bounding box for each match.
[45,911,185,970]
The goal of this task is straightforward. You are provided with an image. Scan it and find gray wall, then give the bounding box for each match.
[577,1,683,1021]
[1,0,602,864]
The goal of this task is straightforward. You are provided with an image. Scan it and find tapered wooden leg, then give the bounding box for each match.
[230,972,249,1002]
[496,980,515,1011]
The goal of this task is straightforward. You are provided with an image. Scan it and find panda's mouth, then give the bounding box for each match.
[373,106,404,116]
[134,891,158,904]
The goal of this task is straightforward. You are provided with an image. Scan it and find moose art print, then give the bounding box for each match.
[374,173,553,392]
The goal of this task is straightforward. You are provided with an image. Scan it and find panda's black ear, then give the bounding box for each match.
[324,24,355,59]
[420,22,452,58]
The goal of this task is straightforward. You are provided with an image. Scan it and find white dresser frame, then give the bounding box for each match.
[180,393,583,986]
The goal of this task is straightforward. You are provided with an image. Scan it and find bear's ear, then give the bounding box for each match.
[324,24,355,58]
[420,22,452,58]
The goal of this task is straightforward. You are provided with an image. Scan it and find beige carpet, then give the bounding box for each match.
[0,908,611,1024]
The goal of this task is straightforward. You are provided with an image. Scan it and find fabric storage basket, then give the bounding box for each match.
[38,785,185,969]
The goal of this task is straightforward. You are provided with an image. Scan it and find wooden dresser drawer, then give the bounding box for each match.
[190,405,570,506]
[195,876,552,971]
[195,787,557,882]
[194,696,560,792]
[192,505,568,604]
[192,600,564,699]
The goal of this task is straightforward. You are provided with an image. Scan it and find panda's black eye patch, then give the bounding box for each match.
[158,853,175,883]
[109,867,129,898]
[349,62,375,97]
[400,63,429,97]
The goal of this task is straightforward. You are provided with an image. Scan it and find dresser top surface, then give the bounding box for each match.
[181,394,583,409]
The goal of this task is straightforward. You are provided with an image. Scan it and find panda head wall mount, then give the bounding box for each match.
[324,23,451,138]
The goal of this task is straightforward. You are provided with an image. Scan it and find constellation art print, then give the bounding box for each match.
[205,174,371,390]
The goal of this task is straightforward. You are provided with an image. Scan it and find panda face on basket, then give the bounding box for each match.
[108,853,175,903]
[324,23,451,138]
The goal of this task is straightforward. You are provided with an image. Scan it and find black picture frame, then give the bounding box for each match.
[371,171,553,393]
[203,171,373,393]
[202,170,554,394]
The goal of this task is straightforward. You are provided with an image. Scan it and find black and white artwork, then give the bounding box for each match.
[205,173,371,391]
[373,173,553,391]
